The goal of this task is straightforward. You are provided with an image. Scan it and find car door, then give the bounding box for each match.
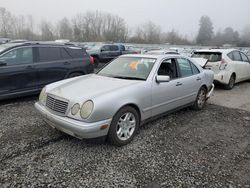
[0,46,37,96]
[232,51,244,81]
[110,45,121,58]
[175,58,202,105]
[240,52,250,80]
[35,46,69,88]
[100,45,111,62]
[151,58,184,116]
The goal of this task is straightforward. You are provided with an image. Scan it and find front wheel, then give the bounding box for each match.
[108,106,139,146]
[191,87,207,110]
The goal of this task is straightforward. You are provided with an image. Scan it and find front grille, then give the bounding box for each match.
[46,95,68,115]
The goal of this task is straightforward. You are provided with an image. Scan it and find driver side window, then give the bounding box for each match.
[0,47,33,65]
[101,45,110,52]
[157,58,178,79]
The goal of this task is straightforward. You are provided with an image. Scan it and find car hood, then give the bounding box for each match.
[192,57,208,68]
[48,74,142,101]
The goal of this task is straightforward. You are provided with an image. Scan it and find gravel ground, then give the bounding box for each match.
[0,96,250,187]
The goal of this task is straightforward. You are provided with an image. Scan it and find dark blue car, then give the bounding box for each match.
[0,42,94,100]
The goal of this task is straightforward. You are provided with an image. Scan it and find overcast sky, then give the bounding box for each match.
[0,0,250,38]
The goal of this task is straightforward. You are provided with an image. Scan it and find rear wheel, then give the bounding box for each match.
[108,106,139,146]
[224,74,235,90]
[191,87,207,110]
[68,72,83,78]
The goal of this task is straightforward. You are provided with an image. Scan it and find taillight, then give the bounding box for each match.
[219,58,228,70]
[89,56,94,65]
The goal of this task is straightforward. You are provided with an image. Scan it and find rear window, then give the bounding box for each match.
[39,47,61,62]
[192,52,222,62]
[65,47,86,58]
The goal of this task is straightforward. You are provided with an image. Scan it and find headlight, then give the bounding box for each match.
[80,100,94,119]
[71,103,80,116]
[39,87,47,105]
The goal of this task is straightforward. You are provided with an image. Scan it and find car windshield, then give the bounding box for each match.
[192,52,222,62]
[97,57,156,80]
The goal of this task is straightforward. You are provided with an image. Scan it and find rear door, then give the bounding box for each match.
[35,46,69,88]
[175,58,202,104]
[0,47,37,95]
[110,45,121,58]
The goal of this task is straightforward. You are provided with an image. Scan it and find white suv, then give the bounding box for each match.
[192,49,250,89]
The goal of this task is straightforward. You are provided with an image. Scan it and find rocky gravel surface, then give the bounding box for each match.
[0,96,250,187]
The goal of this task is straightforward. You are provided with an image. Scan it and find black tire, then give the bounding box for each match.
[108,106,139,146]
[68,72,83,78]
[93,58,99,68]
[224,74,235,90]
[191,87,207,110]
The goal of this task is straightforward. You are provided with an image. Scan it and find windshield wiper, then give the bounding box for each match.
[112,76,145,81]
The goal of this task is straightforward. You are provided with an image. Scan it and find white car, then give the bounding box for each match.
[192,49,250,89]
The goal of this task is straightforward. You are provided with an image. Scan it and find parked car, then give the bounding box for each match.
[146,49,180,55]
[0,38,11,44]
[192,49,250,89]
[0,42,94,100]
[35,54,214,146]
[87,44,137,68]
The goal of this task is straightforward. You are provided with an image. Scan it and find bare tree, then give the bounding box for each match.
[57,17,73,40]
[40,20,54,41]
[0,7,14,38]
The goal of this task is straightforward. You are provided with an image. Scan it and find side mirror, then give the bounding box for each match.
[0,61,6,67]
[156,75,170,83]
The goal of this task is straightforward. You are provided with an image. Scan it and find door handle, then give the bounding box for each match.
[176,82,183,86]
[26,65,34,69]
[196,77,201,81]
[64,62,70,65]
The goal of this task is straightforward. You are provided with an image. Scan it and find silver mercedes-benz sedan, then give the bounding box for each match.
[35,54,214,146]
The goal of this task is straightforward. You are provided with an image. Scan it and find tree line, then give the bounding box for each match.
[0,7,250,46]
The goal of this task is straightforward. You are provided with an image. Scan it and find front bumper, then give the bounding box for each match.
[206,84,214,98]
[35,102,112,139]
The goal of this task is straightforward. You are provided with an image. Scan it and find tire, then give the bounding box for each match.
[224,74,235,90]
[68,72,83,78]
[191,87,207,110]
[108,106,139,146]
[93,58,99,68]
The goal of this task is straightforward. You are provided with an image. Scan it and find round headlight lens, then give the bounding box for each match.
[39,88,47,105]
[80,100,94,119]
[71,103,80,116]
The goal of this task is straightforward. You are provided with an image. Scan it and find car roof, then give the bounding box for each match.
[194,48,237,54]
[121,53,182,59]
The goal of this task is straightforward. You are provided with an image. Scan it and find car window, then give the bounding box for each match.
[192,52,222,62]
[101,45,110,51]
[241,52,249,62]
[176,58,193,77]
[227,52,234,60]
[158,59,178,79]
[61,48,72,59]
[110,45,119,51]
[232,51,242,61]
[190,60,200,75]
[39,47,61,62]
[0,47,33,65]
[65,47,85,58]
